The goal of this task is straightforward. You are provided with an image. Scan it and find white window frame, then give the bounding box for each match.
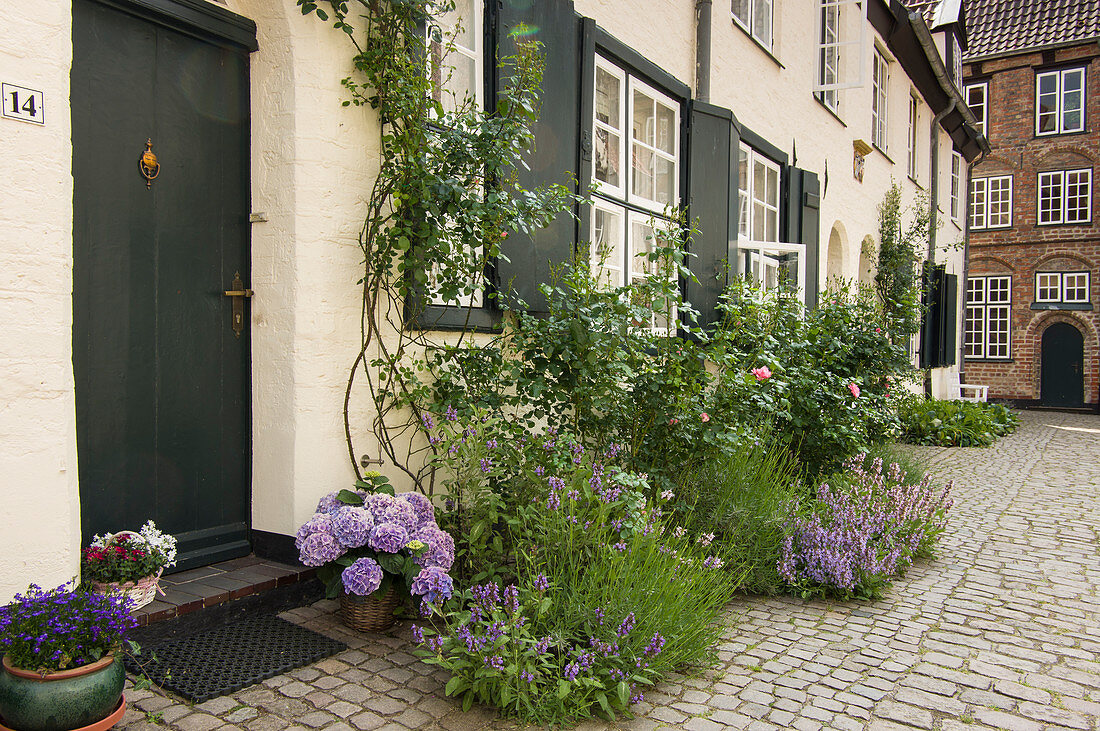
[970,175,1013,230]
[737,144,806,302]
[627,75,680,214]
[871,47,889,149]
[951,35,962,91]
[965,275,1011,360]
[950,151,962,221]
[819,0,841,112]
[425,0,485,308]
[907,94,919,181]
[589,54,682,333]
[1036,67,1086,136]
[965,82,988,138]
[1036,271,1091,304]
[1039,168,1093,225]
[732,0,774,51]
[813,0,868,92]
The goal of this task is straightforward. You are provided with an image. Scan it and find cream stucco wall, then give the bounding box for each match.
[0,1,80,602]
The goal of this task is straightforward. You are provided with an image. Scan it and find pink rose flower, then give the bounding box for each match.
[849,383,860,398]
[700,412,710,423]
[669,418,679,425]
[751,366,772,381]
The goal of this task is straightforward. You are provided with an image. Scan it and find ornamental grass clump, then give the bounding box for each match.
[779,454,953,600]
[0,583,135,672]
[296,484,455,606]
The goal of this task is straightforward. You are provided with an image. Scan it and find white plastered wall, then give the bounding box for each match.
[0,1,80,602]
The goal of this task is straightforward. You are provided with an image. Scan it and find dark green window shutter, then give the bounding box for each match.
[784,168,821,308]
[493,0,579,313]
[686,102,738,330]
[939,273,958,366]
[921,265,957,368]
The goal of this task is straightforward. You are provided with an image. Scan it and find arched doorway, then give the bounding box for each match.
[1041,322,1085,407]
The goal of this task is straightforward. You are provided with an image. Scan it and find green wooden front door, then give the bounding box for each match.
[72,0,253,569]
[1041,322,1085,408]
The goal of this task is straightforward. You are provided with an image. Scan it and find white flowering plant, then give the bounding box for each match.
[81,520,178,585]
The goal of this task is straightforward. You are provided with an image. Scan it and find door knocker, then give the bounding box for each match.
[139,138,160,188]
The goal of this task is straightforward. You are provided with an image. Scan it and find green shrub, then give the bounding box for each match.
[898,397,1019,447]
[670,427,801,595]
[419,413,739,725]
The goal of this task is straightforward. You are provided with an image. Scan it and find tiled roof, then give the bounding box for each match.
[964,0,1100,59]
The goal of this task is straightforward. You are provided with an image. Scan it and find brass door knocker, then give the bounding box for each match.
[139,138,160,188]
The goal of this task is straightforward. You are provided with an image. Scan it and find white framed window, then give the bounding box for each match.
[819,0,841,112]
[732,0,773,51]
[590,54,682,332]
[1036,271,1091,304]
[907,95,919,181]
[426,0,484,116]
[1036,68,1085,136]
[737,144,806,301]
[813,0,868,94]
[425,0,485,308]
[951,35,962,91]
[970,175,1013,230]
[965,275,1011,359]
[965,82,988,138]
[950,151,962,221]
[871,48,889,149]
[1038,169,1092,225]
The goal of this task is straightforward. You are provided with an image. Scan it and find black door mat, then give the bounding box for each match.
[125,613,347,702]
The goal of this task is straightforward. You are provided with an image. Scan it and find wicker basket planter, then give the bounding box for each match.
[90,569,163,612]
[339,586,402,633]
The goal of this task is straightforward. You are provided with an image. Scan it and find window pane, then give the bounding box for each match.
[987,276,1010,304]
[595,128,621,188]
[1037,72,1059,133]
[630,219,655,279]
[592,206,624,288]
[1036,272,1061,301]
[964,305,984,358]
[1064,272,1089,302]
[632,146,655,202]
[633,90,655,147]
[439,0,476,49]
[732,0,751,28]
[655,156,676,205]
[432,49,478,114]
[1062,69,1084,132]
[988,177,1012,227]
[754,0,772,46]
[970,178,987,229]
[752,200,766,241]
[987,305,1010,358]
[655,103,676,155]
[966,277,985,304]
[738,148,749,238]
[595,67,620,128]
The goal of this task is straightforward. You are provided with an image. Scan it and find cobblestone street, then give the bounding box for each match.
[121,411,1100,730]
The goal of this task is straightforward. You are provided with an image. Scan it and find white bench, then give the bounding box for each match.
[946,372,989,402]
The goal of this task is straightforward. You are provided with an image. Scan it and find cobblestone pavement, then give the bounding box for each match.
[121,410,1100,730]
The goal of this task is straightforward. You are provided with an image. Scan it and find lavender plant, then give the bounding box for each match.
[0,583,135,672]
[778,454,953,600]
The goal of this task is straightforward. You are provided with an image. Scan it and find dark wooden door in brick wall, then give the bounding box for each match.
[1041,323,1084,408]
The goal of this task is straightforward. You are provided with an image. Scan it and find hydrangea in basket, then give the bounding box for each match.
[296,480,455,632]
[0,583,135,731]
[82,521,177,611]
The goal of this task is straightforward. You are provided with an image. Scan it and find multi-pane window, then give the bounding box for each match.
[907,95,919,181]
[1036,272,1091,304]
[965,82,987,137]
[1036,68,1085,136]
[950,152,962,221]
[738,144,806,301]
[732,0,773,50]
[951,36,962,91]
[965,276,1011,359]
[970,175,1013,230]
[591,55,680,331]
[426,0,485,307]
[872,49,888,149]
[819,0,841,112]
[1038,169,1092,225]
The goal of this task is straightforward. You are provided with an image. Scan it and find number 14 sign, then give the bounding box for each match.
[2,83,45,125]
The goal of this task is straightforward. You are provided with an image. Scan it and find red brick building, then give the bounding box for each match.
[962,0,1100,408]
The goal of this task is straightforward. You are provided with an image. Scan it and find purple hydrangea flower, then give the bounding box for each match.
[414,525,456,570]
[369,522,409,554]
[315,492,345,514]
[295,513,335,549]
[298,531,343,567]
[341,557,383,595]
[397,491,436,528]
[364,494,418,533]
[410,566,454,604]
[330,507,374,549]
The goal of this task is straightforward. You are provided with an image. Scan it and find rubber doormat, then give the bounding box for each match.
[125,613,347,702]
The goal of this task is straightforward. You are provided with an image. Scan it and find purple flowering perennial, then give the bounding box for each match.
[397,491,436,528]
[368,522,410,554]
[410,566,454,604]
[413,525,455,570]
[295,513,335,549]
[363,493,419,533]
[298,531,342,567]
[341,557,383,596]
[330,506,373,549]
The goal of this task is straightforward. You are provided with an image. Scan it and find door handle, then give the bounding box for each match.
[223,271,253,338]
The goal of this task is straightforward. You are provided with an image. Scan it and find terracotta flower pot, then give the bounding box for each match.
[0,654,125,731]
